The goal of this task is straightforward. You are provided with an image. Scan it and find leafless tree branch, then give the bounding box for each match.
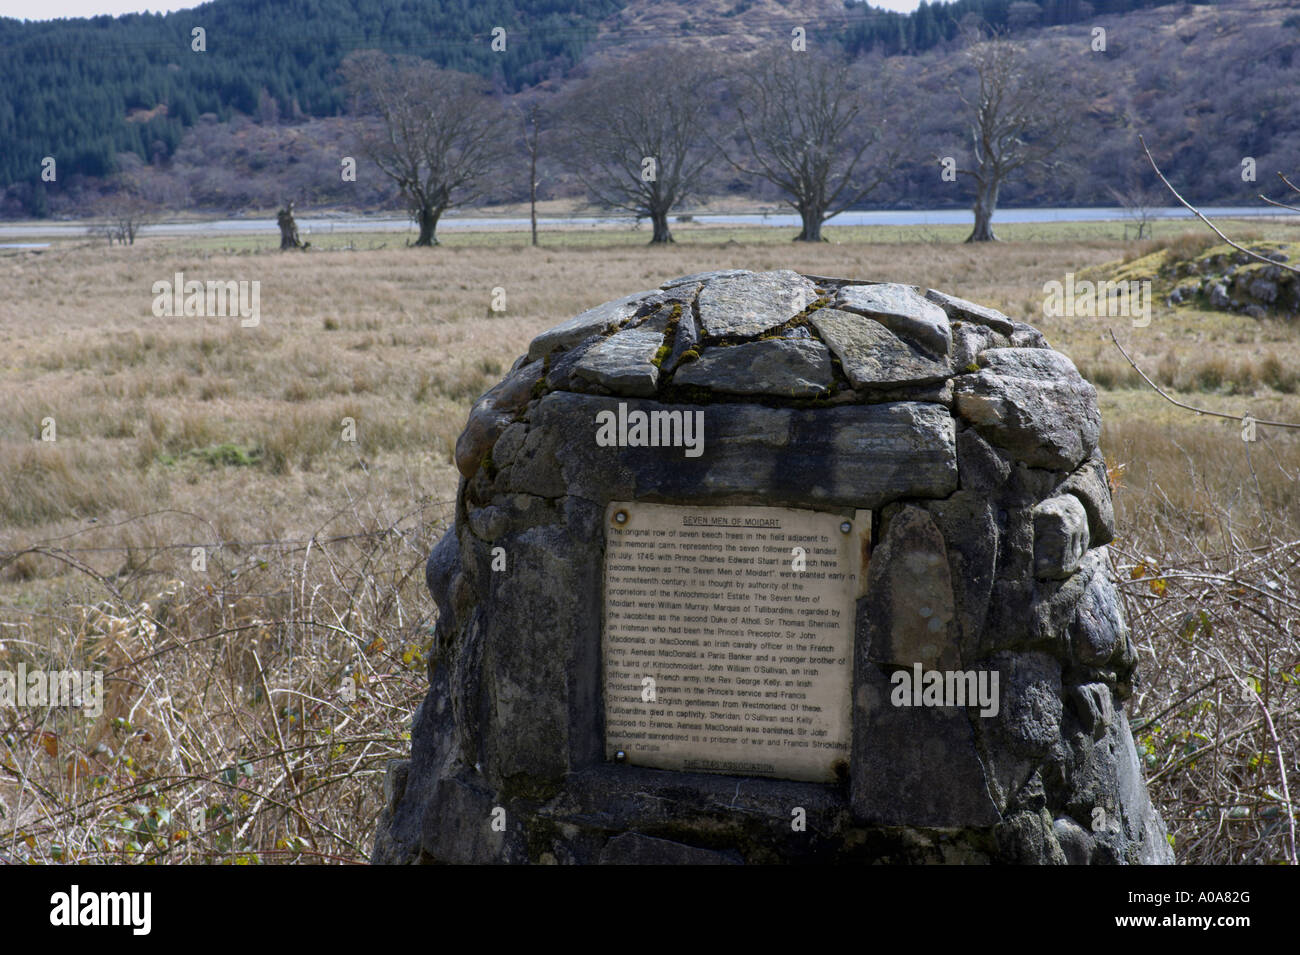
[1139,134,1300,278]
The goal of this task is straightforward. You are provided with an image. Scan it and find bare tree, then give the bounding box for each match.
[953,31,1077,242]
[557,48,717,244]
[114,208,147,245]
[719,54,900,243]
[88,156,160,246]
[342,51,505,247]
[87,220,120,246]
[1109,180,1162,241]
[1105,139,1167,240]
[88,197,156,246]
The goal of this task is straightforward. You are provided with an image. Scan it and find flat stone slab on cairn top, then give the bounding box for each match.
[374,270,1174,866]
[697,269,818,337]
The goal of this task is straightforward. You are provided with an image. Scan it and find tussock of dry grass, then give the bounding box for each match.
[0,443,150,528]
[1123,230,1221,265]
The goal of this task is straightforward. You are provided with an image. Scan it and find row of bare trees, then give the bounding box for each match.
[341,31,1078,247]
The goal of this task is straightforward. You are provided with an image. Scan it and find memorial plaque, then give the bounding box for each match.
[603,502,868,782]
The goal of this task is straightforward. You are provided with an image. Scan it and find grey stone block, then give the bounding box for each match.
[572,327,664,397]
[1052,814,1096,866]
[698,270,817,337]
[956,425,1012,493]
[851,664,1001,827]
[420,776,516,864]
[673,337,833,397]
[1009,322,1051,349]
[835,283,953,356]
[505,393,957,509]
[1057,451,1116,546]
[1033,495,1090,580]
[996,809,1067,864]
[1070,566,1127,668]
[925,289,1017,336]
[1068,682,1114,739]
[992,651,1064,758]
[862,505,959,670]
[477,522,585,783]
[661,269,752,289]
[527,289,655,361]
[491,422,529,469]
[954,348,1100,471]
[924,490,998,661]
[425,528,460,622]
[454,359,545,479]
[811,308,952,388]
[951,322,1010,371]
[662,306,700,374]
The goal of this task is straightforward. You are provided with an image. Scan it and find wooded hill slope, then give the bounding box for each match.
[1,0,1295,217]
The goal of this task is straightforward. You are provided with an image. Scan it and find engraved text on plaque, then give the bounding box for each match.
[603,502,866,782]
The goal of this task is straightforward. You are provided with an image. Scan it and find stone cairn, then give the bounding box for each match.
[373,269,1174,865]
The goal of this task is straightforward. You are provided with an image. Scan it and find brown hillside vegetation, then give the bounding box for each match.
[13,0,1300,220]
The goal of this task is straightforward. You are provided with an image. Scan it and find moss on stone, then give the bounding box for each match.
[661,382,714,403]
[500,772,563,804]
[531,353,552,399]
[524,816,562,863]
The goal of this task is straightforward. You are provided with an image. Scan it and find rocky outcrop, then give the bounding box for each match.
[1132,241,1300,318]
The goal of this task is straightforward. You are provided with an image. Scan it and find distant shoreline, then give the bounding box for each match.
[1,206,1294,239]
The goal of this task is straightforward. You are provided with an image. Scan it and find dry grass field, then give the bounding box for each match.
[1,217,1298,863]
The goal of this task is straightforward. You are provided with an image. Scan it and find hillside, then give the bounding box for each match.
[2,0,1297,217]
[0,0,624,198]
